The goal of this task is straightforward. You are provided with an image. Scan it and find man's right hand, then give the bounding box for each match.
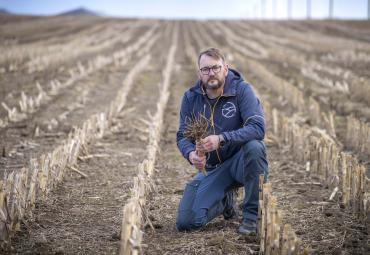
[189,150,206,170]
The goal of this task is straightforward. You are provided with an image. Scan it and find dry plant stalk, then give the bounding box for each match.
[184,113,209,176]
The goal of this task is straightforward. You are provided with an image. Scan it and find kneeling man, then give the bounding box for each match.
[176,48,268,235]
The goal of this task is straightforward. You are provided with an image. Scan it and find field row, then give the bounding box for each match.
[0,23,162,243]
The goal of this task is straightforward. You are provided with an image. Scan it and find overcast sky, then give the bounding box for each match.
[0,0,368,19]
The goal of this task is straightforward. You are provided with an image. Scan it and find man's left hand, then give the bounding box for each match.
[200,135,220,152]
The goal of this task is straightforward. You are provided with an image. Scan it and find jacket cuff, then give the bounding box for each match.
[221,132,231,143]
[184,147,195,164]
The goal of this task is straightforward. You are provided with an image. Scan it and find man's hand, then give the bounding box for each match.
[189,151,206,170]
[200,135,220,152]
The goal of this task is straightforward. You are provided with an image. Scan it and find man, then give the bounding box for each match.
[176,48,268,235]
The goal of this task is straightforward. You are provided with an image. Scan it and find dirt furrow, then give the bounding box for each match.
[269,21,370,51]
[6,25,173,254]
[0,15,41,26]
[10,20,150,73]
[0,22,154,109]
[268,142,369,254]
[225,20,370,103]
[220,21,370,104]
[289,20,370,43]
[0,16,105,45]
[233,29,368,255]
[0,26,162,178]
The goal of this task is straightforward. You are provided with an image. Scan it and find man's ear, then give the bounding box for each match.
[197,70,202,80]
[224,64,229,74]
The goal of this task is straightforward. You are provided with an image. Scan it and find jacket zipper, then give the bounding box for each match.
[205,96,223,164]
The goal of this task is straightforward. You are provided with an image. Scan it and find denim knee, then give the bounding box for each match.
[176,211,194,231]
[176,211,206,231]
[242,140,268,178]
[176,179,205,231]
[242,140,266,159]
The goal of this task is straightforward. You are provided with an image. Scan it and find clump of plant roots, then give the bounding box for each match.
[184,113,209,175]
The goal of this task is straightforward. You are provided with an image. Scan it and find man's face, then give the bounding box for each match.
[198,55,228,90]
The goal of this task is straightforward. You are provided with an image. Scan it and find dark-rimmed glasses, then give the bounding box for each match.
[199,65,222,75]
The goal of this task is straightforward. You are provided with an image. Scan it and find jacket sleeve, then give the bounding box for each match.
[176,93,196,163]
[222,84,265,145]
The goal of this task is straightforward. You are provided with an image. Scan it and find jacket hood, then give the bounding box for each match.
[190,68,245,97]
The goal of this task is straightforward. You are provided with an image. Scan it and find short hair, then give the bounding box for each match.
[198,48,226,67]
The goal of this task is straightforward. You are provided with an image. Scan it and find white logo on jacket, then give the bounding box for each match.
[222,102,236,118]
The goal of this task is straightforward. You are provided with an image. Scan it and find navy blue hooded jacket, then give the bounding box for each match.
[176,68,265,170]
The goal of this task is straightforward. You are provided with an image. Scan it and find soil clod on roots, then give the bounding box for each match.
[184,113,209,176]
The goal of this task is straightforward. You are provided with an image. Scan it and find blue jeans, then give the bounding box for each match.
[176,140,268,231]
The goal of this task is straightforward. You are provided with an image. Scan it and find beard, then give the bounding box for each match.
[202,76,225,90]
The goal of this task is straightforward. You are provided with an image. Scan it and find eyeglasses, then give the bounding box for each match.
[199,65,222,75]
